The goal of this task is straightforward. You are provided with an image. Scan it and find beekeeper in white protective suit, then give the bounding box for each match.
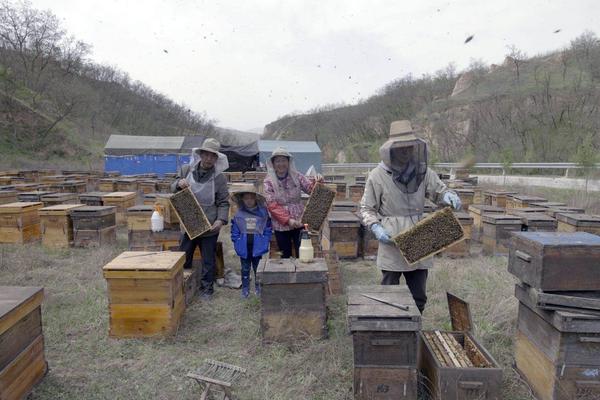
[360,120,461,313]
[171,137,230,300]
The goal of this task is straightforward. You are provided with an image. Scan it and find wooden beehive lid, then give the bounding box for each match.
[144,193,158,200]
[103,251,185,278]
[39,204,85,216]
[530,201,566,208]
[79,191,108,200]
[347,285,421,331]
[512,231,600,251]
[484,190,516,196]
[454,188,474,194]
[19,190,55,198]
[257,257,328,284]
[116,177,137,183]
[127,205,154,214]
[508,207,546,214]
[453,211,473,224]
[41,192,78,201]
[102,192,137,201]
[332,200,358,211]
[447,292,473,333]
[467,204,504,215]
[0,201,44,213]
[327,211,360,224]
[71,205,117,217]
[0,286,44,336]
[0,190,18,197]
[510,194,546,202]
[62,179,86,184]
[99,177,117,182]
[482,214,521,224]
[556,213,600,227]
[511,212,556,224]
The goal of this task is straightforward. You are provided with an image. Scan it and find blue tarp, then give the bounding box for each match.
[258,140,322,173]
[104,154,180,176]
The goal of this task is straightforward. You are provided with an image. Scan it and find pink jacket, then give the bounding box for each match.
[263,173,315,231]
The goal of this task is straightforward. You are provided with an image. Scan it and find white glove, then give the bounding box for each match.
[370,223,394,245]
[443,192,462,210]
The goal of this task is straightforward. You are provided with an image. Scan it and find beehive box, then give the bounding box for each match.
[511,212,557,232]
[149,229,182,251]
[508,232,600,291]
[454,188,475,209]
[443,211,473,258]
[484,190,516,208]
[40,192,79,207]
[156,180,172,193]
[11,183,41,192]
[514,300,600,400]
[98,178,117,192]
[103,251,185,338]
[257,258,328,343]
[556,213,600,235]
[115,178,138,192]
[102,192,137,226]
[169,188,211,239]
[138,180,156,194]
[0,286,46,400]
[332,200,359,213]
[39,204,85,248]
[468,204,504,242]
[143,193,157,206]
[419,293,502,400]
[393,207,464,265]
[530,201,566,209]
[126,205,153,231]
[334,182,347,200]
[57,180,87,194]
[348,184,365,203]
[183,268,198,305]
[301,183,336,232]
[472,187,484,205]
[17,191,55,203]
[71,206,117,248]
[0,202,43,244]
[507,207,547,215]
[481,214,521,256]
[545,206,585,218]
[0,190,18,205]
[78,191,107,206]
[506,194,547,209]
[315,249,343,296]
[515,282,600,316]
[321,211,361,259]
[156,193,179,224]
[348,285,421,400]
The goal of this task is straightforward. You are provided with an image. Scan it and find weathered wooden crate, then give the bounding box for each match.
[510,212,557,232]
[508,232,600,291]
[515,282,600,316]
[332,200,358,213]
[472,187,484,205]
[321,211,361,259]
[419,293,502,400]
[40,192,79,207]
[71,206,116,230]
[0,286,46,400]
[334,182,347,200]
[78,192,107,206]
[506,194,547,209]
[507,207,547,215]
[102,192,137,226]
[483,190,516,208]
[73,226,116,247]
[143,193,157,206]
[156,180,172,193]
[56,180,87,194]
[103,251,185,338]
[515,301,600,400]
[348,184,365,203]
[0,190,18,205]
[468,204,504,242]
[530,201,566,209]
[0,202,43,244]
[481,214,521,256]
[454,188,475,209]
[150,229,182,251]
[98,178,117,192]
[545,206,585,218]
[348,285,420,400]
[257,258,328,343]
[138,180,156,194]
[12,183,41,192]
[17,191,55,203]
[443,211,473,258]
[115,178,138,192]
[126,205,153,231]
[156,193,179,224]
[39,204,85,248]
[556,213,600,235]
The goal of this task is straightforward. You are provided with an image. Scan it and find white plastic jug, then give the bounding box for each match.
[151,206,164,232]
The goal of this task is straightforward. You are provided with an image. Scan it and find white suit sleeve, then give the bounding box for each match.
[360,174,381,227]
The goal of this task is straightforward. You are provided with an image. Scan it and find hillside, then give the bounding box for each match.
[0,2,253,169]
[264,33,600,165]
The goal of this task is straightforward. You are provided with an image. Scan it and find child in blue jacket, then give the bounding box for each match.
[231,185,273,298]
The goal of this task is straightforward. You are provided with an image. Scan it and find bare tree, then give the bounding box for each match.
[506,44,527,82]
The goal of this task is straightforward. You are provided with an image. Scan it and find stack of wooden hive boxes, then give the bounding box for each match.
[70,206,117,247]
[39,204,85,248]
[508,231,600,400]
[102,192,136,226]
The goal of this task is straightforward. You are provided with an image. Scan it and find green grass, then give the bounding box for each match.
[0,225,538,400]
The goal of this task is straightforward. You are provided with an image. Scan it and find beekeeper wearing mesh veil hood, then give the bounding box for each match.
[171,137,230,300]
[360,120,461,313]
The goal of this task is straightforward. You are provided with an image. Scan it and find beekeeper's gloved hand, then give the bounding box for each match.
[371,223,393,245]
[443,191,462,210]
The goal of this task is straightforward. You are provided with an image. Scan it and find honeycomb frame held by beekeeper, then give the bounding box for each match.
[359,120,461,313]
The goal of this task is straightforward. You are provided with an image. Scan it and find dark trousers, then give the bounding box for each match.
[274,228,302,259]
[381,269,428,313]
[180,232,219,294]
[241,256,262,289]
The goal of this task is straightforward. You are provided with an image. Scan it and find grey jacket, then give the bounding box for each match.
[171,164,230,237]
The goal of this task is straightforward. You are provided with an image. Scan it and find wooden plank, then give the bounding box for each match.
[0,334,46,400]
[0,307,42,371]
[109,304,178,338]
[0,287,44,337]
[107,279,174,304]
[353,366,417,400]
[435,330,461,367]
[103,251,185,272]
[353,331,417,367]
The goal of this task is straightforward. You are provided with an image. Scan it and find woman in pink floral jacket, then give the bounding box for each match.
[263,147,322,258]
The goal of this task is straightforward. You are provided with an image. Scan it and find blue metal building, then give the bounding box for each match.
[258,140,322,174]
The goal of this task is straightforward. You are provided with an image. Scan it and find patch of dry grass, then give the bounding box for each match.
[0,229,534,399]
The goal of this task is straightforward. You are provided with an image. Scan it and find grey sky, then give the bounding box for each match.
[29,0,600,131]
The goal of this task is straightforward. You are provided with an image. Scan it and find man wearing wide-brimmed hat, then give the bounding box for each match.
[171,137,230,300]
[360,120,461,313]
